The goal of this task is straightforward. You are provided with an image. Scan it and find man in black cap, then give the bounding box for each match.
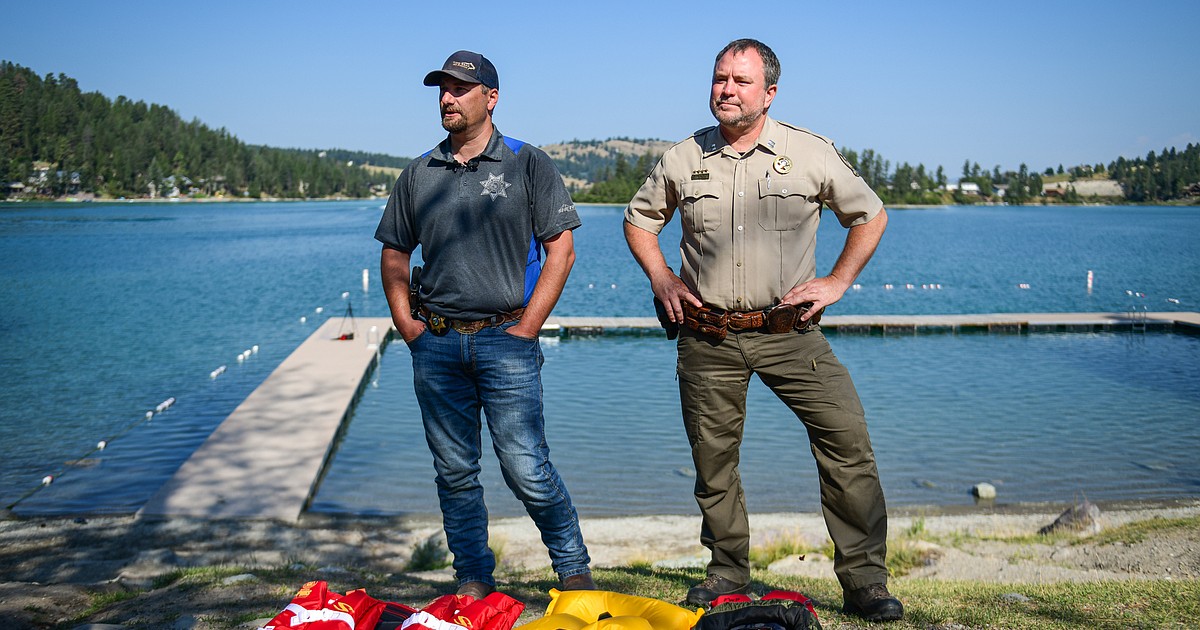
[375,51,595,598]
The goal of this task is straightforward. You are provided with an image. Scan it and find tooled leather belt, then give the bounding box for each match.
[681,301,820,342]
[418,305,525,335]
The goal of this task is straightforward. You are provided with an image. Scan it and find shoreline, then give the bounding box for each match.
[3,497,1196,579]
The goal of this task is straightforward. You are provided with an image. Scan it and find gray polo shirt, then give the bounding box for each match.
[375,127,581,320]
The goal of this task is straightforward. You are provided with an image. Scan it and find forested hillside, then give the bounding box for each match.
[567,138,1200,206]
[4,60,1196,206]
[0,62,393,199]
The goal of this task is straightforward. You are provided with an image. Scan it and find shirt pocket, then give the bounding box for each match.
[679,180,723,233]
[757,177,819,231]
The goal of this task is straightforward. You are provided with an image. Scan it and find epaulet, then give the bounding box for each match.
[678,126,718,153]
[776,121,835,146]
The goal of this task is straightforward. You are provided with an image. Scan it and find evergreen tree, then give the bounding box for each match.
[0,61,395,199]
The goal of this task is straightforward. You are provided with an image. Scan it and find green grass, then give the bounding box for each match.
[406,536,452,572]
[747,519,936,578]
[66,515,1199,629]
[962,514,1200,548]
[580,567,1198,629]
[1085,515,1200,546]
[73,554,1198,629]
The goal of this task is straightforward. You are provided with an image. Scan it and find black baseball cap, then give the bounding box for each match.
[423,50,499,89]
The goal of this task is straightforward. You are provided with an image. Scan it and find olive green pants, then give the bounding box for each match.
[677,327,888,591]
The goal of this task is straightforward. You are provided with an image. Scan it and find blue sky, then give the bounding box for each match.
[5,0,1198,175]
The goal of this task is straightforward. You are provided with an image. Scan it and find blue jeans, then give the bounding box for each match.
[407,321,590,585]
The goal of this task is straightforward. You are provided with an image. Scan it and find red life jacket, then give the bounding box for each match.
[403,592,525,630]
[258,580,401,630]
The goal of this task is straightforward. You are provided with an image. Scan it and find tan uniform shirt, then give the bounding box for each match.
[625,116,883,311]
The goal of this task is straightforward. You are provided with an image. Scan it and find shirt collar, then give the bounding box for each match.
[431,125,507,163]
[700,115,782,160]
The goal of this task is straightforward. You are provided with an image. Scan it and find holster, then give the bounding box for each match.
[653,297,680,340]
[408,266,422,320]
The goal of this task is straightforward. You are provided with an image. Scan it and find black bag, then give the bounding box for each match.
[696,597,822,630]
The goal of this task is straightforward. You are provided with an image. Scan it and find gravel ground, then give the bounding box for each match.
[1,501,1197,629]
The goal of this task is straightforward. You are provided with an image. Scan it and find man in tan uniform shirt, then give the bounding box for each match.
[624,39,902,622]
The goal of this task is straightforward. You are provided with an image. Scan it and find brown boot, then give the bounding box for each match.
[560,572,598,590]
[843,583,903,622]
[456,581,495,600]
[685,574,750,607]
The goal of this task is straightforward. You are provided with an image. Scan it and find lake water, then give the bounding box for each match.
[1,201,1197,516]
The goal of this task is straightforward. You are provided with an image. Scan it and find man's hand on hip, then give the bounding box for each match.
[782,275,849,321]
[652,272,703,324]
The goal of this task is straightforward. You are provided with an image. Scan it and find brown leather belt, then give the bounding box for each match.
[419,305,525,335]
[681,301,820,342]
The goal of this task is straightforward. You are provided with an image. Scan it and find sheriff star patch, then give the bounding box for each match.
[479,172,512,200]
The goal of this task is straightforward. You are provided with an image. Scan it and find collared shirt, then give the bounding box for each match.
[625,116,883,311]
[375,127,581,320]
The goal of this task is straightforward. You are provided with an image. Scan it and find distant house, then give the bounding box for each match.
[958,182,981,195]
[1186,182,1200,197]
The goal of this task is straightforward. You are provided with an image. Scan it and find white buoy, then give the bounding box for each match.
[300,316,307,323]
[363,268,369,293]
[252,345,259,354]
[884,284,894,290]
[1087,270,1094,294]
[237,353,245,363]
[315,307,324,314]
[342,291,350,299]
[145,411,154,420]
[97,440,107,450]
[852,283,861,290]
[41,475,54,486]
[1168,298,1181,304]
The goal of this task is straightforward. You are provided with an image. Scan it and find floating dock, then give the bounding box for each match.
[140,311,1199,521]
[139,317,393,521]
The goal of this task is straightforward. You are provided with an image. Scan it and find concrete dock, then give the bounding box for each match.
[140,311,1199,521]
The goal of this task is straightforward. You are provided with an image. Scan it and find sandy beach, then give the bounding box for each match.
[2,500,1198,628]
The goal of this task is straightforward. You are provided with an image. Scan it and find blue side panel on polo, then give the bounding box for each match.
[504,136,542,306]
